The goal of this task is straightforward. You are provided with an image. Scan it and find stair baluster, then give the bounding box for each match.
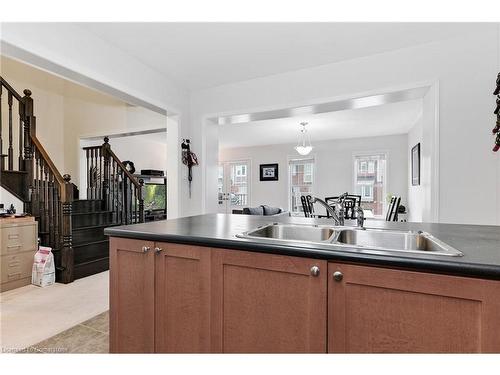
[18,98,24,171]
[83,138,144,225]
[7,91,13,170]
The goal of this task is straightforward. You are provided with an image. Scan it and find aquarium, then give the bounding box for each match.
[143,184,166,211]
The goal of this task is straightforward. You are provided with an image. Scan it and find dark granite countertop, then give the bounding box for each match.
[104,213,500,279]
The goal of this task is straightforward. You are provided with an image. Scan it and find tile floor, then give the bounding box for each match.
[21,311,109,353]
[1,271,109,352]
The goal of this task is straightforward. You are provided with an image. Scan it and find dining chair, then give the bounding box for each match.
[300,195,311,217]
[385,196,401,221]
[325,194,362,219]
[300,195,329,218]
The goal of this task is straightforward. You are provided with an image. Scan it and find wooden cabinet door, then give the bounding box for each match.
[211,249,327,353]
[328,263,500,353]
[109,237,155,353]
[154,243,211,353]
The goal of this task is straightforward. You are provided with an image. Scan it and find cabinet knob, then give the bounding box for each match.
[155,247,163,254]
[142,246,150,253]
[333,271,343,282]
[310,266,320,277]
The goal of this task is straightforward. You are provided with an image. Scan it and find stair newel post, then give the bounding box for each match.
[102,137,111,211]
[60,174,74,284]
[22,89,35,213]
[138,178,145,223]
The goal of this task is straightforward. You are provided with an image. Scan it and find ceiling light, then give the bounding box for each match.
[294,122,313,156]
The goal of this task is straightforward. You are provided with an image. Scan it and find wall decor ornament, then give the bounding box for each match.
[259,163,279,181]
[181,139,199,198]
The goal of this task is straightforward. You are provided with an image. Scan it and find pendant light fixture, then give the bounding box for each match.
[294,122,313,156]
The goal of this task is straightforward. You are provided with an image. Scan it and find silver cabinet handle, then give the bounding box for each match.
[333,271,343,282]
[155,247,163,254]
[310,266,320,277]
[142,246,150,253]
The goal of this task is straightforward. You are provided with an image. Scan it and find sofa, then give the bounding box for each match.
[233,205,288,216]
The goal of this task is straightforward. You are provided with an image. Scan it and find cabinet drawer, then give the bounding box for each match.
[1,251,35,283]
[1,224,37,255]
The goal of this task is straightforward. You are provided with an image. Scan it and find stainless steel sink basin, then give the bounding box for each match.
[241,223,337,243]
[335,228,463,256]
[237,223,463,257]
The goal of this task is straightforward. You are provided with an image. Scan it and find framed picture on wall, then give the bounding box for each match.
[260,163,279,181]
[411,143,420,186]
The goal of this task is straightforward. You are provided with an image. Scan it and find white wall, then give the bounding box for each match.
[0,187,23,212]
[220,134,408,215]
[191,28,500,225]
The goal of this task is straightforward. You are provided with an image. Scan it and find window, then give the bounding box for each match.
[368,161,375,174]
[218,161,250,210]
[229,162,248,206]
[353,153,387,217]
[289,158,315,214]
[359,184,373,200]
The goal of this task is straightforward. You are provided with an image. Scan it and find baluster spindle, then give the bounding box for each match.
[92,148,96,199]
[99,147,105,199]
[44,165,49,245]
[34,151,40,217]
[48,172,55,248]
[54,184,60,252]
[111,160,115,223]
[39,160,46,241]
[86,148,90,198]
[96,147,100,199]
[18,99,24,170]
[133,186,137,223]
[139,179,144,223]
[8,91,13,170]
[123,177,128,224]
[102,137,110,210]
[130,186,134,223]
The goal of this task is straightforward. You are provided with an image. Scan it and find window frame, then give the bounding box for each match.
[218,159,252,210]
[288,156,316,215]
[352,151,389,218]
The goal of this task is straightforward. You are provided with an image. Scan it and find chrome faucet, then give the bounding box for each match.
[312,196,343,226]
[355,205,365,229]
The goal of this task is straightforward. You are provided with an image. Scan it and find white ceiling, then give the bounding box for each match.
[219,99,423,149]
[76,23,486,90]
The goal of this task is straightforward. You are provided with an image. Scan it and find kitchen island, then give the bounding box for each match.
[104,214,500,353]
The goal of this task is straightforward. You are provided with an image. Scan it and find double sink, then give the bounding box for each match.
[237,223,463,257]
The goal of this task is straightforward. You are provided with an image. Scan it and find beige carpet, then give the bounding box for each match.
[1,271,109,353]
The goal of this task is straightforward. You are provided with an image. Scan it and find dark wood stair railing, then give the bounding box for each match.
[1,76,74,283]
[0,76,25,172]
[1,76,144,284]
[83,137,144,225]
[29,136,74,283]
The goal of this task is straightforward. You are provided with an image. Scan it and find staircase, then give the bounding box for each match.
[0,76,145,283]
